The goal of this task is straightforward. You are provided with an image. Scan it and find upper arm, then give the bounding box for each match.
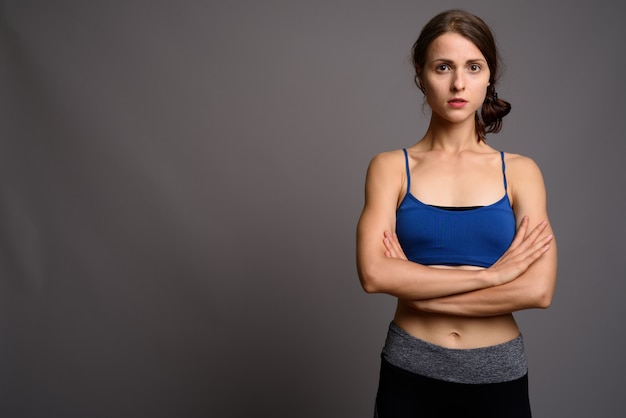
[508,154,558,304]
[356,151,404,283]
[509,155,549,227]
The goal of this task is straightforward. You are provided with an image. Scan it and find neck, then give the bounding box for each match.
[422,115,482,152]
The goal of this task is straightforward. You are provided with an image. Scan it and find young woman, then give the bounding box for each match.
[356,10,557,418]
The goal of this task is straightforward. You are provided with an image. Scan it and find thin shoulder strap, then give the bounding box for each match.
[402,148,411,194]
[500,151,508,192]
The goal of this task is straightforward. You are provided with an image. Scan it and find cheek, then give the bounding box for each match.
[422,77,444,95]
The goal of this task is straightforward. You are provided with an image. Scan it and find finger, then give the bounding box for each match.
[527,242,551,264]
[509,216,529,248]
[498,227,552,266]
[515,219,548,252]
[521,221,549,249]
[534,234,553,253]
[527,220,548,239]
[383,237,395,255]
[521,234,553,264]
[383,231,394,249]
[382,229,409,261]
[391,232,409,260]
[383,236,403,259]
[388,233,401,252]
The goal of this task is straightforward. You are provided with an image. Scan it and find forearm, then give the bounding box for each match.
[405,282,532,317]
[403,221,558,317]
[406,260,557,317]
[358,256,495,300]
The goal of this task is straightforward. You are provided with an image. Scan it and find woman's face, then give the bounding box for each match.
[418,32,491,126]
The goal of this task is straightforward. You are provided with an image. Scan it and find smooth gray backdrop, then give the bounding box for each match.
[1,1,625,417]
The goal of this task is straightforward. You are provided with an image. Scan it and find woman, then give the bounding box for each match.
[356,10,557,418]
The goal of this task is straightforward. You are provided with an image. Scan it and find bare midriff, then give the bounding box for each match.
[392,265,521,349]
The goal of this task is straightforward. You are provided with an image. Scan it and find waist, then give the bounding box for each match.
[381,321,527,384]
[393,301,520,349]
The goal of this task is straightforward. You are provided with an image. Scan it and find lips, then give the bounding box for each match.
[448,98,467,108]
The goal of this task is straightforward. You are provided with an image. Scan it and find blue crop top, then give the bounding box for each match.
[395,149,516,268]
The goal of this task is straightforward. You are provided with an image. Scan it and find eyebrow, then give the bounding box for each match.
[430,58,487,64]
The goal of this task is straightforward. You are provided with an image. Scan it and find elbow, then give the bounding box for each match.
[358,271,380,294]
[535,292,553,309]
[531,283,555,309]
[525,265,557,310]
[357,262,383,294]
[361,280,378,294]
[534,252,557,310]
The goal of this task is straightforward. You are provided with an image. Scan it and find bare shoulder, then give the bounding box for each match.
[368,149,406,171]
[363,149,407,206]
[503,152,548,211]
[504,152,544,182]
[365,149,407,184]
[504,152,541,169]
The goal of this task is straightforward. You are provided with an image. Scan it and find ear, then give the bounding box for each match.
[415,66,423,81]
[414,66,425,91]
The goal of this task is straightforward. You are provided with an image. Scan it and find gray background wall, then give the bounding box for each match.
[1,1,624,417]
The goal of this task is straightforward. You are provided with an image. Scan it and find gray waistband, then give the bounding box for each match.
[382,322,527,384]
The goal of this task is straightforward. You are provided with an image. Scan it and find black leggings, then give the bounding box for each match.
[375,357,532,418]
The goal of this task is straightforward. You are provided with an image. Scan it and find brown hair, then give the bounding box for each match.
[411,9,511,141]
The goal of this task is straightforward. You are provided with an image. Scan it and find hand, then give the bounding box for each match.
[487,216,553,286]
[383,230,408,261]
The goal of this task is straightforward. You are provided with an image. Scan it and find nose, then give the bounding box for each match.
[452,71,465,91]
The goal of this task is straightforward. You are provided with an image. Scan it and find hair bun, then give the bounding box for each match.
[481,96,511,135]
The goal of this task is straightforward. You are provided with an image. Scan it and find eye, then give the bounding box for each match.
[436,64,451,72]
[469,64,481,72]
